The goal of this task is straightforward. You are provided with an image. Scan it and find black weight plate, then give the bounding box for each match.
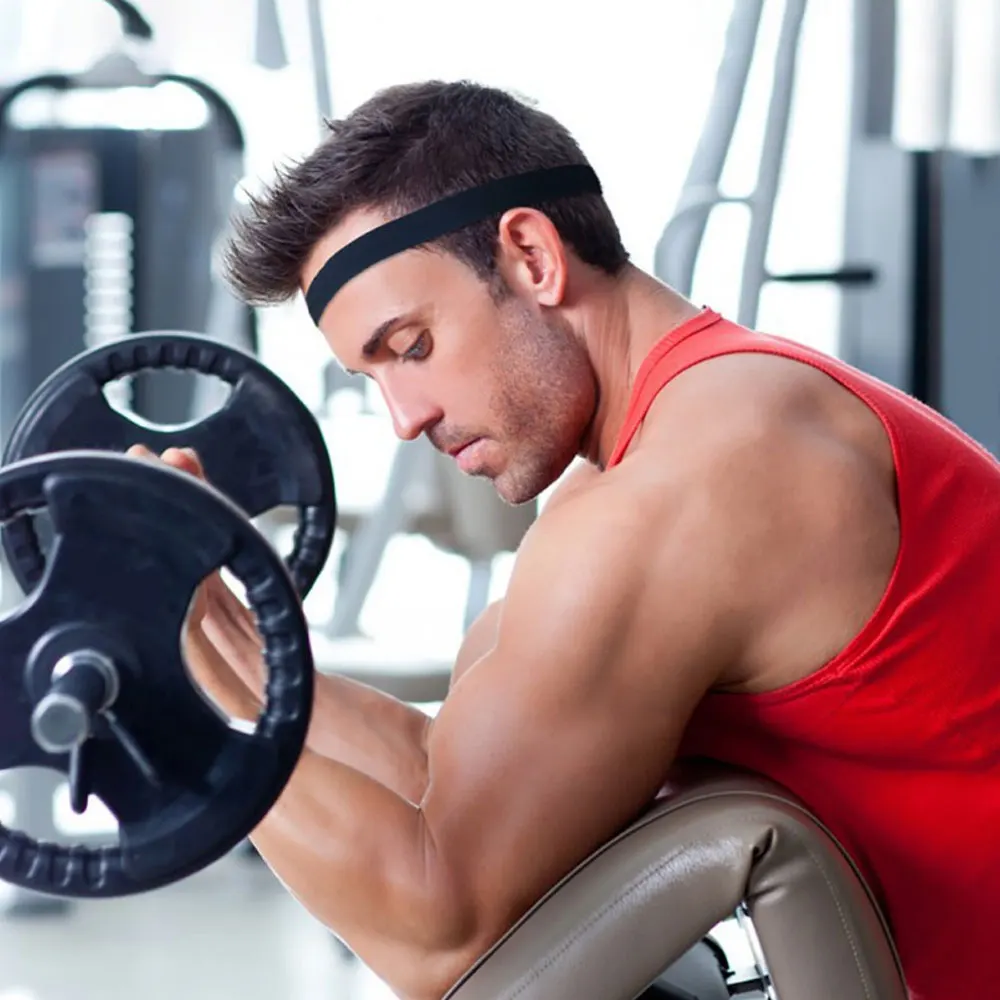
[0,451,313,897]
[2,332,336,598]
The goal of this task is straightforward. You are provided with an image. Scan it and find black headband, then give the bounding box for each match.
[304,163,602,324]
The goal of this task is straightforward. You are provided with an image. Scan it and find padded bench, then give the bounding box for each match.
[443,764,908,1000]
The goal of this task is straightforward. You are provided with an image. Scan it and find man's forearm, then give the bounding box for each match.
[308,671,430,804]
[183,629,465,995]
[190,593,431,804]
[198,586,506,803]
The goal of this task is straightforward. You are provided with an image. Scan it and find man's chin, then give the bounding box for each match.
[491,470,546,507]
[466,451,551,505]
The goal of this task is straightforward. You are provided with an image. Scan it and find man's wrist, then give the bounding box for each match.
[183,624,263,722]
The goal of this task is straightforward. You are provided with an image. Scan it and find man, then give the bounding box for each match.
[153,81,999,1000]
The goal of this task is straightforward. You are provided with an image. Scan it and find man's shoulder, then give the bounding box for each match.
[506,458,748,694]
[528,451,737,602]
[531,345,857,569]
[630,347,864,483]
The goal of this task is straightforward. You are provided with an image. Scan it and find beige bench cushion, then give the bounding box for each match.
[445,764,908,1000]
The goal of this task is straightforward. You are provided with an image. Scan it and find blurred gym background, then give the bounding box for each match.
[0,0,995,997]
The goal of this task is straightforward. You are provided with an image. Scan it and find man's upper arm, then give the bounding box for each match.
[419,481,742,955]
[449,460,601,691]
[449,600,502,690]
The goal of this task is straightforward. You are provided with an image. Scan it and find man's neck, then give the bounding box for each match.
[575,265,702,468]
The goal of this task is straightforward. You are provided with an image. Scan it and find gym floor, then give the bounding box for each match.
[0,852,396,1000]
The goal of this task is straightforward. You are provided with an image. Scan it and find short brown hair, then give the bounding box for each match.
[223,80,630,305]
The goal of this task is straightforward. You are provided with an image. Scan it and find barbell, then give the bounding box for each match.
[0,331,338,897]
[0,450,313,896]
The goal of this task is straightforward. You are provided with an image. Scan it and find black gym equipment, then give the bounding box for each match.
[0,0,254,446]
[2,333,337,599]
[0,450,313,898]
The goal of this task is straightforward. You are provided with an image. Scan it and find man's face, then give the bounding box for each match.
[302,209,596,505]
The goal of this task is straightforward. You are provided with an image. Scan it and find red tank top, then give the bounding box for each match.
[607,309,1000,1000]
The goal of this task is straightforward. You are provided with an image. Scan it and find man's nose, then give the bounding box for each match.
[381,385,442,442]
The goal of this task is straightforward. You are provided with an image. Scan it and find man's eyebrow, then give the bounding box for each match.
[342,314,414,377]
[363,314,407,359]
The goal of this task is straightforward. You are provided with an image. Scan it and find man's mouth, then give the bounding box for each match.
[450,438,486,472]
[447,438,480,458]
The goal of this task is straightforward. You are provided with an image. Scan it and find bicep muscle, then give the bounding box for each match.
[419,490,735,946]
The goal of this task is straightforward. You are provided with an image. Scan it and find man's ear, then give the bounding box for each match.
[495,207,568,307]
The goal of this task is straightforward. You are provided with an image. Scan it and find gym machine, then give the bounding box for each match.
[839,0,1000,457]
[0,0,266,913]
[0,0,254,444]
[656,0,1000,461]
[654,0,875,330]
[0,1,258,911]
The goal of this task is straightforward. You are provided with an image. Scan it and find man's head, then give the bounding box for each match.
[224,80,629,503]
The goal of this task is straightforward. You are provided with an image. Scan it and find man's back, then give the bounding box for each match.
[613,310,1000,1000]
[617,338,900,698]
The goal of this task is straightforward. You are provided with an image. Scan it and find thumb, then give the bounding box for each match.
[160,447,207,480]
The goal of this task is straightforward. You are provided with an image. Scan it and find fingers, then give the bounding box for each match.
[126,444,206,480]
[163,447,206,479]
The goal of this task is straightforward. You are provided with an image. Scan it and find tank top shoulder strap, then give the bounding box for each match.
[608,308,730,468]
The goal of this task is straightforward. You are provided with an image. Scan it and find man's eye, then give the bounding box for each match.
[402,332,430,361]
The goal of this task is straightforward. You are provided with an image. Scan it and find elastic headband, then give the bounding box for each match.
[305,163,602,324]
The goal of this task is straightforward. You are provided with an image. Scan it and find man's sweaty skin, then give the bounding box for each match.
[139,205,899,998]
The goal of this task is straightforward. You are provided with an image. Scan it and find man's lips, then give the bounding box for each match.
[447,438,481,458]
[450,438,488,472]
